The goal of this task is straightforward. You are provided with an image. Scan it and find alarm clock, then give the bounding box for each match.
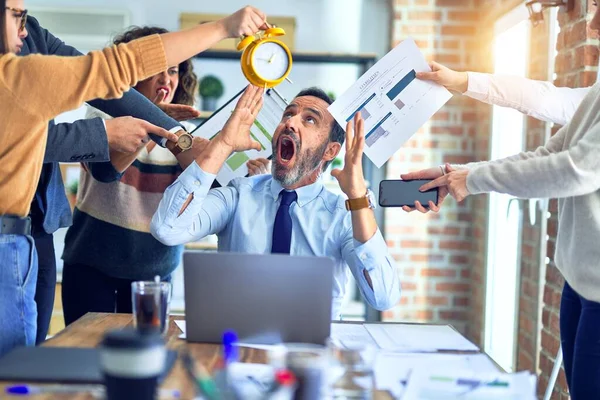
[238,26,293,89]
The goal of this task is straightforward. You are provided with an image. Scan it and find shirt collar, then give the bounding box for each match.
[269,177,324,207]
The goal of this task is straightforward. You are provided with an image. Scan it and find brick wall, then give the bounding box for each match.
[385,1,597,399]
[384,0,481,335]
[539,2,598,399]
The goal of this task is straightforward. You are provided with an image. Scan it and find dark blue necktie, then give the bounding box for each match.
[271,190,297,254]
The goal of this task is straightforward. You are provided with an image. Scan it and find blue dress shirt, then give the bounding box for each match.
[151,162,401,319]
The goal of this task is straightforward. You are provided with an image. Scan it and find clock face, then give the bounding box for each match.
[251,42,290,82]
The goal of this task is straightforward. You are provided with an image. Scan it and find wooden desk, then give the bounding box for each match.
[1,313,393,399]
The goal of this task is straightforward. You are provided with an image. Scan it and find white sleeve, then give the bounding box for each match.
[464,72,589,126]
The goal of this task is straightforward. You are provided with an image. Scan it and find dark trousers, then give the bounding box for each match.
[32,232,56,344]
[559,281,600,399]
[61,262,171,326]
[62,262,135,326]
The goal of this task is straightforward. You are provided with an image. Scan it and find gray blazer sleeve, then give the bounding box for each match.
[44,25,182,140]
[45,118,110,163]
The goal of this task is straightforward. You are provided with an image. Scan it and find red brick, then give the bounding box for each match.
[430,126,464,135]
[407,11,442,21]
[439,241,471,250]
[427,226,461,235]
[402,282,417,291]
[453,296,470,307]
[441,25,476,36]
[420,268,457,277]
[415,310,434,320]
[541,330,561,355]
[410,254,445,262]
[450,255,470,264]
[400,240,433,249]
[414,296,449,306]
[439,310,468,321]
[435,282,470,292]
[447,11,480,21]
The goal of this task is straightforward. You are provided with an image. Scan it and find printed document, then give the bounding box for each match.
[328,38,452,167]
[191,88,287,186]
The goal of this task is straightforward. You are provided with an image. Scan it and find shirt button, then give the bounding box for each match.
[194,180,201,186]
[360,254,368,261]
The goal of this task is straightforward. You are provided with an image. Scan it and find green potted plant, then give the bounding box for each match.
[199,75,224,111]
[327,91,337,101]
[67,180,78,209]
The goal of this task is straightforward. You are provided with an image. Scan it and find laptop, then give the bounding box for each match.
[183,252,333,345]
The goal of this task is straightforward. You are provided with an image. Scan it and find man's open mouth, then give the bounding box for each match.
[278,136,296,164]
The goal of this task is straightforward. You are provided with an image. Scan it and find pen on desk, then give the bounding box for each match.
[180,349,219,400]
[5,384,181,398]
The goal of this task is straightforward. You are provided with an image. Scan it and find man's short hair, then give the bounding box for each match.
[295,87,346,171]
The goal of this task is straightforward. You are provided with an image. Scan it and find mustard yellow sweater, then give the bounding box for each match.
[0,34,167,217]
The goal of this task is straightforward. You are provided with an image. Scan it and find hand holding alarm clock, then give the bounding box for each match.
[238,25,293,88]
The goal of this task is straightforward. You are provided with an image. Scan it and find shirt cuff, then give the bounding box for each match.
[464,72,489,100]
[353,229,388,272]
[466,164,489,195]
[178,161,217,196]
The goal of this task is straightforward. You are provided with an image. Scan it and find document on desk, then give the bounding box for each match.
[364,324,479,352]
[401,369,537,400]
[328,38,452,168]
[374,353,500,399]
[191,88,287,186]
[329,323,378,348]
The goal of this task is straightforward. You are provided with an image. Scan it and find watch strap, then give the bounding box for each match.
[345,195,371,211]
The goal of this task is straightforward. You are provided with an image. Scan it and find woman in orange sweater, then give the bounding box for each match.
[0,0,268,356]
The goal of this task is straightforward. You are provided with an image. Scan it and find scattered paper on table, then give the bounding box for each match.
[191,88,286,186]
[365,324,479,352]
[402,369,537,400]
[328,38,452,167]
[374,353,499,398]
[329,323,378,348]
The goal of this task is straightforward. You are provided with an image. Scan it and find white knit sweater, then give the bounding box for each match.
[463,82,600,302]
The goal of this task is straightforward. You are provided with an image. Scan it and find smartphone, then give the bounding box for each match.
[378,179,439,208]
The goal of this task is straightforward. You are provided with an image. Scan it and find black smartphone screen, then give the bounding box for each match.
[378,180,439,208]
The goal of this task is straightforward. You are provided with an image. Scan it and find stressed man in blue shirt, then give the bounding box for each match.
[151,85,401,319]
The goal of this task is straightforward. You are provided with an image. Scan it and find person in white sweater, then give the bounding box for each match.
[402,4,600,398]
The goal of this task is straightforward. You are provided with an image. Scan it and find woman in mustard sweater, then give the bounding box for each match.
[0,0,268,357]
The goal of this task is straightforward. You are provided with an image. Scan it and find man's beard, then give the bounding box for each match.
[272,133,328,187]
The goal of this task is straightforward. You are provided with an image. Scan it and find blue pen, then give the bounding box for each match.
[222,330,239,364]
[6,384,181,398]
[213,330,239,400]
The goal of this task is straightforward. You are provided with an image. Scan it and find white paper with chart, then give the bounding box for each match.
[328,38,452,167]
[191,89,287,186]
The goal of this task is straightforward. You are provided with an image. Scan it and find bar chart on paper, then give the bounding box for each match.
[328,39,452,167]
[193,89,285,186]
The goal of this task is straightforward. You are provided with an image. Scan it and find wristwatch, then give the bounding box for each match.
[171,129,193,155]
[345,189,376,211]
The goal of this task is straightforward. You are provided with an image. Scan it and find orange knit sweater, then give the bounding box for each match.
[0,34,167,217]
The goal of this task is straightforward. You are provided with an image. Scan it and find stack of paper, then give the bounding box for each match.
[402,369,537,400]
[330,323,479,353]
[373,353,500,399]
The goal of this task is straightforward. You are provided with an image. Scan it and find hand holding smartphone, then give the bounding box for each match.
[379,179,439,208]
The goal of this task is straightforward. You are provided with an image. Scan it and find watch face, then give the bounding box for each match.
[367,190,376,209]
[178,133,193,150]
[252,42,290,81]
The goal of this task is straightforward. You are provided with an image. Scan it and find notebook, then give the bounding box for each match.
[0,346,177,383]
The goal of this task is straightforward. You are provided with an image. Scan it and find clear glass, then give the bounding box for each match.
[326,340,377,400]
[131,281,171,335]
[268,343,328,400]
